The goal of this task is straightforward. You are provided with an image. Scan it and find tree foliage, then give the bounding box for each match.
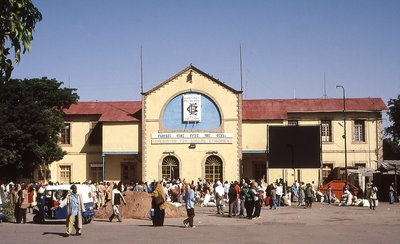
[0,188,14,222]
[0,78,79,179]
[386,95,400,149]
[383,138,400,160]
[0,0,42,80]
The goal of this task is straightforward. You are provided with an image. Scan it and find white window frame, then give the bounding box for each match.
[321,120,332,143]
[353,120,366,142]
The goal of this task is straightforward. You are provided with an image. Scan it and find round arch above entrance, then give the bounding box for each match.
[161,91,222,131]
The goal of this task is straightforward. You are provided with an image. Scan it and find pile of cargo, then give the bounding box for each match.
[95,191,186,219]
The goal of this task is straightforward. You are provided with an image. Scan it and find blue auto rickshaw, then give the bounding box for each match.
[33,184,95,224]
[0,203,5,222]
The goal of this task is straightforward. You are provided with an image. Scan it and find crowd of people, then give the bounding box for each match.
[145,177,323,226]
[0,177,320,228]
[0,182,39,224]
[0,177,388,229]
[0,176,390,239]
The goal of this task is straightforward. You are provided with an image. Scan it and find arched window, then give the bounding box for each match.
[205,155,223,183]
[162,156,179,180]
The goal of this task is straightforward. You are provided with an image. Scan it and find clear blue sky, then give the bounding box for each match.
[12,0,400,124]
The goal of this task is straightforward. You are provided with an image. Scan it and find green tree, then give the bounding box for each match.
[386,95,400,149]
[383,138,400,160]
[0,0,42,80]
[0,78,79,179]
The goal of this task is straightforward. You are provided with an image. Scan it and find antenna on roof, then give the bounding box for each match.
[240,44,243,92]
[323,72,328,98]
[140,46,144,94]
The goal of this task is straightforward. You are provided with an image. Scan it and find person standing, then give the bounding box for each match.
[9,184,19,222]
[228,183,237,217]
[311,181,317,201]
[105,182,112,203]
[27,184,37,213]
[109,183,127,222]
[305,183,313,209]
[214,181,225,215]
[180,181,187,204]
[270,184,277,210]
[242,183,253,218]
[253,188,262,219]
[371,183,378,210]
[326,184,333,204]
[234,181,241,216]
[291,181,298,203]
[276,183,283,207]
[183,183,196,228]
[223,181,230,200]
[389,182,396,204]
[245,183,255,219]
[365,183,372,207]
[64,184,85,237]
[151,182,166,226]
[18,184,29,224]
[97,182,105,208]
[298,182,305,207]
[239,183,247,216]
[366,182,378,210]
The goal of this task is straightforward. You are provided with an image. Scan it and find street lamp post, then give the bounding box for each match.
[336,85,348,183]
[287,144,295,183]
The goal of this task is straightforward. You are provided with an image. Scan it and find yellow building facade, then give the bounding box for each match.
[42,66,386,186]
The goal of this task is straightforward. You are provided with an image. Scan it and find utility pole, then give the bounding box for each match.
[336,85,348,183]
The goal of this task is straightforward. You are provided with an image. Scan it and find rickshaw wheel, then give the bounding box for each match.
[33,215,44,224]
[83,217,92,224]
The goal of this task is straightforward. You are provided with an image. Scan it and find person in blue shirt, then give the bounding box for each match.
[326,184,333,204]
[389,182,397,204]
[183,183,196,228]
[64,185,85,237]
[291,181,298,203]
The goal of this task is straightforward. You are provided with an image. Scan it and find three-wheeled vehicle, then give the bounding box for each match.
[0,201,5,222]
[33,184,95,224]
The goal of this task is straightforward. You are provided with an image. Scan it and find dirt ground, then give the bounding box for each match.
[95,191,186,219]
[2,202,400,244]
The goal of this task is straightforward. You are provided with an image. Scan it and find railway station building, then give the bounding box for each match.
[38,65,387,186]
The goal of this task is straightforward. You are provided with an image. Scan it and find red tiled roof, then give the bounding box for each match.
[243,98,387,121]
[64,101,142,122]
[64,98,386,122]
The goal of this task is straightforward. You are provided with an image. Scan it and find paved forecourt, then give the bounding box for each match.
[1,202,399,244]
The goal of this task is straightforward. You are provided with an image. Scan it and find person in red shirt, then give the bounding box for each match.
[234,182,241,215]
[27,185,35,213]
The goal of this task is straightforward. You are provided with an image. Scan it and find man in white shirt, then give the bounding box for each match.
[215,181,225,214]
[276,183,283,207]
[109,183,126,222]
